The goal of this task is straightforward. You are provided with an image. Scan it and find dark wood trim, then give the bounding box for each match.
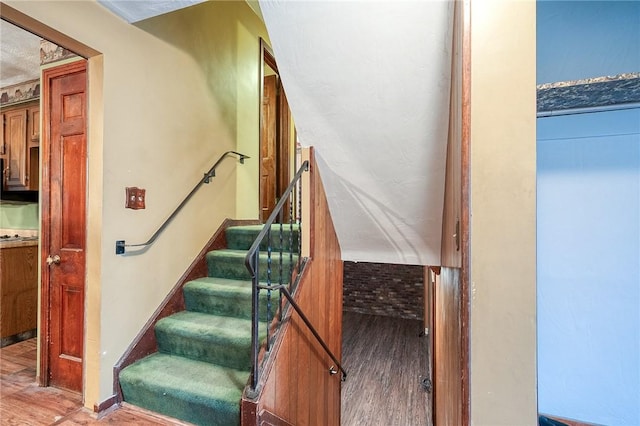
[277,83,291,221]
[460,0,472,424]
[259,38,291,222]
[259,409,294,426]
[306,147,316,259]
[261,38,278,74]
[112,218,260,401]
[38,59,87,388]
[242,397,259,425]
[93,394,118,414]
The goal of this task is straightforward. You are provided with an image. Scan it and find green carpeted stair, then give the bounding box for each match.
[120,224,299,426]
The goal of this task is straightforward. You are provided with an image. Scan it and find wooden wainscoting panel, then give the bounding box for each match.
[433,267,462,425]
[243,150,343,425]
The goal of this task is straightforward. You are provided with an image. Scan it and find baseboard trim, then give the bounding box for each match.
[93,394,118,416]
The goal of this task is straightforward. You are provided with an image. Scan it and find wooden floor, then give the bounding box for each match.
[341,312,432,426]
[2,314,432,425]
[0,338,188,425]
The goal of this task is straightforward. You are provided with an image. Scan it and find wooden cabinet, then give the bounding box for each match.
[1,101,39,191]
[0,244,38,339]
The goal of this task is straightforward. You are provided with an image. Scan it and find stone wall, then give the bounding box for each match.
[343,261,424,320]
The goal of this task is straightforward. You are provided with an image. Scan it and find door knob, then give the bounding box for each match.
[46,254,61,265]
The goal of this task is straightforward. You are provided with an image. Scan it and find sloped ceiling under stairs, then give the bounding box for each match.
[259,1,453,265]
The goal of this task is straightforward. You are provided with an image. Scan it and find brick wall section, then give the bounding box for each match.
[343,261,424,320]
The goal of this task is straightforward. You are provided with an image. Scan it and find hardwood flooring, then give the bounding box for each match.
[0,338,189,425]
[2,314,432,426]
[341,312,432,426]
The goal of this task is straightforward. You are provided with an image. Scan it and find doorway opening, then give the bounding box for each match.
[0,8,96,398]
[259,38,293,222]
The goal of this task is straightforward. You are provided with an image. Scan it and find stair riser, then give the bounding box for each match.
[120,379,239,426]
[155,329,251,371]
[207,253,299,282]
[184,288,277,322]
[226,227,299,251]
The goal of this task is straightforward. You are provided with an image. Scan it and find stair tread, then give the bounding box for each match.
[185,277,252,293]
[157,311,252,341]
[227,223,299,231]
[121,353,248,403]
[186,276,286,292]
[207,248,299,258]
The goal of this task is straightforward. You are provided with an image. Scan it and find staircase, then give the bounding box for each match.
[119,224,299,426]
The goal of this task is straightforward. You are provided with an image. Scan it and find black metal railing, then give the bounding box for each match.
[244,160,346,395]
[116,150,248,255]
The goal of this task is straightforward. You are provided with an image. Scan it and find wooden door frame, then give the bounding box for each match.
[259,38,290,221]
[39,59,88,388]
[459,0,471,422]
[431,0,471,424]
[0,5,99,394]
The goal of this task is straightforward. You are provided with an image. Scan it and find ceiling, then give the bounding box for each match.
[260,0,453,264]
[0,19,41,88]
[96,0,207,24]
[0,0,208,89]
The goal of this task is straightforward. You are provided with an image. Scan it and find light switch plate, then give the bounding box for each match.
[125,187,146,209]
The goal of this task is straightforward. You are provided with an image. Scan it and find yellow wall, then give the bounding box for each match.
[469,1,538,424]
[3,0,268,408]
[136,1,269,219]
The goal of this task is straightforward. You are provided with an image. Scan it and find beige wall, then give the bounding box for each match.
[136,1,269,220]
[469,1,537,425]
[4,0,268,408]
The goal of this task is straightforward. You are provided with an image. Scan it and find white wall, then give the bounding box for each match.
[537,109,640,425]
[259,0,453,265]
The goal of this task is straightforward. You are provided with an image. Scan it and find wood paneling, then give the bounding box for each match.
[435,0,471,423]
[244,149,343,425]
[459,1,472,423]
[433,267,462,426]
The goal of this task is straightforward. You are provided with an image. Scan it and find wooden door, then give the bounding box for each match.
[260,40,292,224]
[40,60,87,393]
[261,75,278,221]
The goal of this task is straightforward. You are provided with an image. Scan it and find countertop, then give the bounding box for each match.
[0,239,38,249]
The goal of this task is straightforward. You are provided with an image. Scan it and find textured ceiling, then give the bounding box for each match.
[260,0,453,265]
[0,19,41,88]
[97,0,207,23]
[1,1,208,89]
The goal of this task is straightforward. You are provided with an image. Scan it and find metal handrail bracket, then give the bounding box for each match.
[115,150,248,255]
